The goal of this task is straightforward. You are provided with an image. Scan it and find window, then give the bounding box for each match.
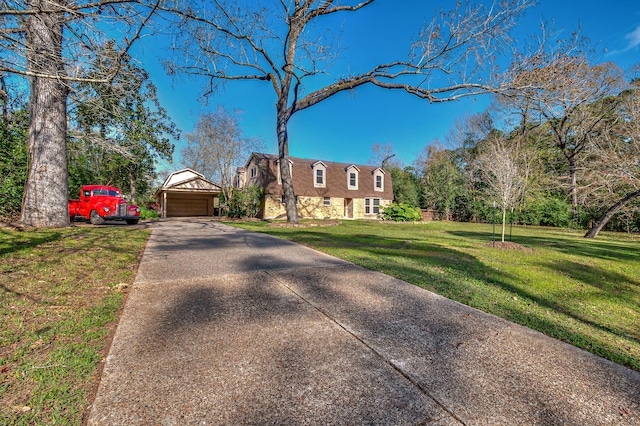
[323,197,331,206]
[312,161,326,188]
[346,165,359,190]
[365,198,381,215]
[373,169,385,192]
[250,167,257,178]
[93,189,118,197]
[276,159,293,185]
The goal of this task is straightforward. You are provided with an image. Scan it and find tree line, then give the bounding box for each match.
[0,52,178,222]
[1,0,638,239]
[384,61,640,239]
[0,0,535,227]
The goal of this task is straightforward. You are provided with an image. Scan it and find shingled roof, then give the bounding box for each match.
[246,153,394,200]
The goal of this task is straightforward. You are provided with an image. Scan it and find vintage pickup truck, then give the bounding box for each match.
[69,185,141,225]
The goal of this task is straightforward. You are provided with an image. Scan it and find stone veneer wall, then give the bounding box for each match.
[262,195,390,220]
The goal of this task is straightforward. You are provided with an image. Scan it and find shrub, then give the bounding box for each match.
[519,197,572,228]
[139,206,159,220]
[226,185,264,218]
[381,203,422,222]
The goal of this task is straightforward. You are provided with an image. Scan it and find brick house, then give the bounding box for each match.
[235,153,394,220]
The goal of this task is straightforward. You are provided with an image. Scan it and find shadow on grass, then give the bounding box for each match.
[258,227,640,371]
[447,229,640,262]
[0,229,64,256]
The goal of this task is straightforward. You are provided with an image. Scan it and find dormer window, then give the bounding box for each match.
[373,168,385,192]
[312,161,327,188]
[346,165,359,190]
[276,158,293,185]
[235,168,246,189]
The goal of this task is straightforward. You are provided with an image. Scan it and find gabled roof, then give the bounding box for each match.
[155,168,221,197]
[161,168,207,187]
[245,152,394,199]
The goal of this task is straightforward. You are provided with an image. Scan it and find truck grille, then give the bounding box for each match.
[116,203,129,216]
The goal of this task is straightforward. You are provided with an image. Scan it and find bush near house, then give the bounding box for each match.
[226,185,264,218]
[381,203,422,222]
[139,206,159,220]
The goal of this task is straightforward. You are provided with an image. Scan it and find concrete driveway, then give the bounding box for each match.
[88,219,640,425]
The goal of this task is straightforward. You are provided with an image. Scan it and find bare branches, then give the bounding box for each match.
[162,0,534,223]
[181,106,264,203]
[1,0,161,84]
[166,0,534,111]
[498,28,629,216]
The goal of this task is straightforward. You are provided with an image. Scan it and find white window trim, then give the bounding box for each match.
[315,168,325,187]
[323,197,331,206]
[346,165,360,190]
[373,168,385,192]
[312,161,327,188]
[365,198,381,215]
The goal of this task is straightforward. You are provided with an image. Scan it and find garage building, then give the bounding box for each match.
[154,169,222,218]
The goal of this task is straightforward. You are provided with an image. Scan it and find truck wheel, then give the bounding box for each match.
[90,210,105,225]
[125,219,139,225]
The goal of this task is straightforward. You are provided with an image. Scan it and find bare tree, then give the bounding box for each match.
[584,86,640,238]
[476,133,526,242]
[181,106,264,206]
[0,0,160,227]
[368,142,397,169]
[503,32,627,218]
[164,0,534,223]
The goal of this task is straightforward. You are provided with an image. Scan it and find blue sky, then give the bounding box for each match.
[134,1,640,171]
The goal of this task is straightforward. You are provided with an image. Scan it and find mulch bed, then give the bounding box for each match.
[268,220,342,228]
[487,241,533,251]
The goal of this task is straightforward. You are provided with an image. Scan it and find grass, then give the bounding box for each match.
[228,220,640,372]
[0,224,150,425]
[2,218,637,423]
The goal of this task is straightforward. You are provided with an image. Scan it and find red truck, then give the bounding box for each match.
[69,185,141,225]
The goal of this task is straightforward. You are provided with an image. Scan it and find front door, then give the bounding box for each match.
[344,198,353,219]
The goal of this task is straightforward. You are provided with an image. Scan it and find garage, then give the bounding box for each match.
[155,169,221,218]
[166,193,210,217]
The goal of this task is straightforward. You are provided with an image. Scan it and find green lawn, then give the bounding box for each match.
[0,224,150,425]
[229,220,640,372]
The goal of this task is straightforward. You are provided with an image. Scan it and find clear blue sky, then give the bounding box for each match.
[134,1,640,171]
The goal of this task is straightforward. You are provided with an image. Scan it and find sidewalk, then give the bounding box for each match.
[88,219,640,425]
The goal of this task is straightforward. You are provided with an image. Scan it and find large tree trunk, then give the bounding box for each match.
[20,0,70,228]
[129,170,137,205]
[584,189,640,238]
[277,105,298,224]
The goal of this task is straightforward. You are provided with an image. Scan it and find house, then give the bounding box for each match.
[154,169,222,218]
[235,153,394,220]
